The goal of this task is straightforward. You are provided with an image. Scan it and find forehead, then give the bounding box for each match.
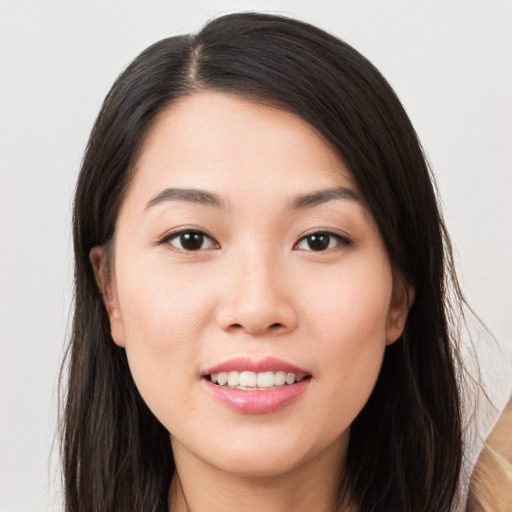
[127,92,358,207]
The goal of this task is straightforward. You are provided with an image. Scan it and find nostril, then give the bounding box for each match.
[231,322,282,330]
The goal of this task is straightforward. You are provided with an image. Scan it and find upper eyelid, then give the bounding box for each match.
[159,227,215,242]
[293,233,352,253]
[296,229,352,244]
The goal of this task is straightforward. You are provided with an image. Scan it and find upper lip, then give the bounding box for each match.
[202,356,310,377]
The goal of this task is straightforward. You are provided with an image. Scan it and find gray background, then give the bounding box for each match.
[1,1,511,510]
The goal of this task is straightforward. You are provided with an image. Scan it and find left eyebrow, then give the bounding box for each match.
[289,186,360,210]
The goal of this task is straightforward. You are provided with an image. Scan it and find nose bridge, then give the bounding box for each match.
[238,246,280,304]
[216,241,297,335]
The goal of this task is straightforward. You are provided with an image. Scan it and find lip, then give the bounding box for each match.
[202,356,309,377]
[202,378,310,414]
[201,357,311,414]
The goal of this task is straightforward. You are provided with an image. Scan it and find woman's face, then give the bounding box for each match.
[94,92,410,479]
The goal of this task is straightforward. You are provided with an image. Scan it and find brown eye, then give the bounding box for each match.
[167,231,216,251]
[295,232,351,252]
[306,234,330,251]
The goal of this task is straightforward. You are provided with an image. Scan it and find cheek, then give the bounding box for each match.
[114,260,217,414]
[300,264,391,419]
[301,260,392,347]
[117,256,215,343]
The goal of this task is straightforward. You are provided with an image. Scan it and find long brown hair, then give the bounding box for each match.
[62,12,464,511]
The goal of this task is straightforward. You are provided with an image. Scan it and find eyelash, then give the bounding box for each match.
[294,231,352,252]
[158,229,352,253]
[158,229,219,252]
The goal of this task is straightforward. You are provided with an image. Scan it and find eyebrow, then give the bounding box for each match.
[289,186,360,210]
[145,185,360,212]
[145,187,226,210]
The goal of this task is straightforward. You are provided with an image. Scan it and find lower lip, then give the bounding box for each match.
[202,378,310,414]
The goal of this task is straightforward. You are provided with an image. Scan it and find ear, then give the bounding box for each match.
[89,245,125,347]
[386,275,414,346]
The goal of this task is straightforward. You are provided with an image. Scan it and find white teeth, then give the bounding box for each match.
[285,373,296,385]
[239,371,257,387]
[257,371,274,388]
[209,370,306,389]
[227,371,240,387]
[274,371,286,386]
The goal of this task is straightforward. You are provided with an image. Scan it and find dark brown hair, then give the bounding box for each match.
[62,12,464,511]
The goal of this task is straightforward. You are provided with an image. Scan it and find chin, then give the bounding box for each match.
[188,423,347,480]
[208,448,308,479]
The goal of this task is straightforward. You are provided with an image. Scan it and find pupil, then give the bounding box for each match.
[308,234,329,251]
[181,232,203,250]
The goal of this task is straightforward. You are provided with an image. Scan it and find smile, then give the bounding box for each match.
[210,370,305,389]
[202,358,312,414]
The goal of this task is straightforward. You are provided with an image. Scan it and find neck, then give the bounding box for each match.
[168,436,355,512]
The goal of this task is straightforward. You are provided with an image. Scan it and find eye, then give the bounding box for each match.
[163,230,218,251]
[295,232,351,252]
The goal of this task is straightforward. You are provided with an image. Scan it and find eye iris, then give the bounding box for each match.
[307,234,330,251]
[180,232,204,250]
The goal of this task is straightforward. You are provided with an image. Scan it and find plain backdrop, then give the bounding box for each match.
[1,1,511,511]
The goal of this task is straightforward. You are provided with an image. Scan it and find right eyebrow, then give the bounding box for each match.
[145,187,227,211]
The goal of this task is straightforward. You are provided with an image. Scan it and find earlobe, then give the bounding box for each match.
[89,245,125,347]
[386,279,415,346]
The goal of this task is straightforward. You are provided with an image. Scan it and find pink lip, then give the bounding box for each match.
[202,356,309,377]
[201,357,311,414]
[202,378,310,414]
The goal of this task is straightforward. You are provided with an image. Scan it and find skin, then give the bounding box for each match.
[91,92,412,512]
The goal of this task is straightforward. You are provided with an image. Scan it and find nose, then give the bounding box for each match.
[215,250,298,336]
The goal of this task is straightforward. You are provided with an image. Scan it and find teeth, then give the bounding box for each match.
[209,370,305,389]
[227,371,240,387]
[240,371,257,387]
[274,371,286,386]
[257,371,274,388]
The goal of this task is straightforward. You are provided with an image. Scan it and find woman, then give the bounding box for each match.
[62,12,467,511]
